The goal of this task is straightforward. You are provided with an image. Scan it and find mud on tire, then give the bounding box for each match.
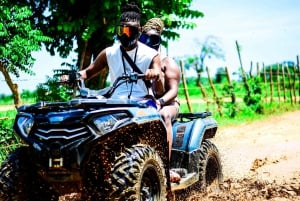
[0,147,58,201]
[109,144,167,201]
[198,139,223,189]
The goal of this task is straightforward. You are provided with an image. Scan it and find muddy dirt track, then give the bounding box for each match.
[59,110,300,201]
[183,110,300,201]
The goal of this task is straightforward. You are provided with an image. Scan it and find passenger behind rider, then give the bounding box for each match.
[139,18,181,183]
[77,2,164,99]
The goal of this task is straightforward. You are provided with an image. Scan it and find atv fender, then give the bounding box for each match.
[172,116,217,152]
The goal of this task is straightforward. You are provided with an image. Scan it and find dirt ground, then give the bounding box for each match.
[58,110,300,200]
[185,110,300,200]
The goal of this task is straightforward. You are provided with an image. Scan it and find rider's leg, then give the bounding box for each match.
[160,104,180,182]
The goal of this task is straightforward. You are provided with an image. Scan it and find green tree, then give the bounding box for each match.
[215,67,226,83]
[0,0,52,107]
[15,0,204,89]
[186,35,224,99]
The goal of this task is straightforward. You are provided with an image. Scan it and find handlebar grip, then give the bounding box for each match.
[69,72,80,82]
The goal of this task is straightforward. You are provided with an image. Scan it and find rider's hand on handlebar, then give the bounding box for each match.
[60,72,81,83]
[145,68,162,81]
[60,74,70,82]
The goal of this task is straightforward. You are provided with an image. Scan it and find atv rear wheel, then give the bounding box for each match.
[0,147,58,201]
[198,139,223,190]
[110,144,167,201]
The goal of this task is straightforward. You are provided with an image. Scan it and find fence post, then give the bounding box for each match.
[236,41,250,97]
[256,62,260,78]
[263,63,268,101]
[285,66,294,105]
[249,61,253,78]
[297,55,300,103]
[179,60,193,112]
[206,66,222,117]
[269,63,274,103]
[293,65,297,103]
[282,64,287,103]
[276,63,281,103]
[225,66,236,104]
[195,64,208,101]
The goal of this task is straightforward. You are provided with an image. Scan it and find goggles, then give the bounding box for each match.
[116,25,139,38]
[139,33,161,50]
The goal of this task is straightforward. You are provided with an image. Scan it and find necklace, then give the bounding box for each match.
[121,44,139,98]
[121,44,138,75]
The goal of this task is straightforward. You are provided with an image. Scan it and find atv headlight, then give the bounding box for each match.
[17,115,34,136]
[93,112,130,135]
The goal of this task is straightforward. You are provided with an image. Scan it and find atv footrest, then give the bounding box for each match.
[171,172,198,191]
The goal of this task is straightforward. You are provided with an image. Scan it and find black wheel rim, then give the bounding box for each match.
[140,165,161,201]
[206,155,220,186]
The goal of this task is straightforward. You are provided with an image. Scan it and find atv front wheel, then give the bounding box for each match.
[0,147,58,201]
[198,139,223,190]
[110,144,167,201]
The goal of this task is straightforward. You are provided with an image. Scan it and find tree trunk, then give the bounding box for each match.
[0,63,21,108]
[196,72,207,100]
[78,39,109,89]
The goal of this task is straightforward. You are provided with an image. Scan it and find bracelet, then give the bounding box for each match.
[159,98,165,106]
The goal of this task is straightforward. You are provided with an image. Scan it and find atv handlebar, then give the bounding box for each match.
[61,72,146,98]
[111,73,145,89]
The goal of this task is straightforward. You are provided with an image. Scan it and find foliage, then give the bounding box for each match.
[186,35,225,73]
[12,0,204,89]
[19,90,36,103]
[0,94,13,105]
[221,82,238,118]
[0,110,21,163]
[264,61,296,74]
[15,0,203,58]
[36,62,81,102]
[0,0,52,107]
[215,67,227,83]
[36,76,73,102]
[198,36,225,70]
[0,1,52,77]
[243,77,264,114]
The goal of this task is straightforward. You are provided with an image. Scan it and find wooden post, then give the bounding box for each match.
[195,64,208,101]
[276,63,281,103]
[179,60,193,112]
[225,66,236,104]
[293,65,297,103]
[206,66,222,117]
[256,62,260,78]
[286,66,294,104]
[297,55,300,103]
[249,61,253,78]
[269,64,274,103]
[235,40,250,97]
[282,64,287,103]
[263,63,268,100]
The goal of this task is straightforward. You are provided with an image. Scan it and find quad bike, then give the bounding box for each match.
[0,72,222,200]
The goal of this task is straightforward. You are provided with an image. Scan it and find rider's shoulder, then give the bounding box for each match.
[106,43,121,56]
[138,42,158,55]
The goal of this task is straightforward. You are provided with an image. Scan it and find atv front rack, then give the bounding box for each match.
[17,98,149,113]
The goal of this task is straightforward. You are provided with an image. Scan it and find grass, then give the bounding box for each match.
[179,98,300,128]
[0,109,21,163]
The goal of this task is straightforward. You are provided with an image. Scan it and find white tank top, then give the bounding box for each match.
[106,41,158,99]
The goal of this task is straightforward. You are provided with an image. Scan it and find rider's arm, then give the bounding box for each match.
[157,57,180,105]
[148,54,165,96]
[79,49,108,80]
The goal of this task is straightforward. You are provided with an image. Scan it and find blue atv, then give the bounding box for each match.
[0,72,222,200]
